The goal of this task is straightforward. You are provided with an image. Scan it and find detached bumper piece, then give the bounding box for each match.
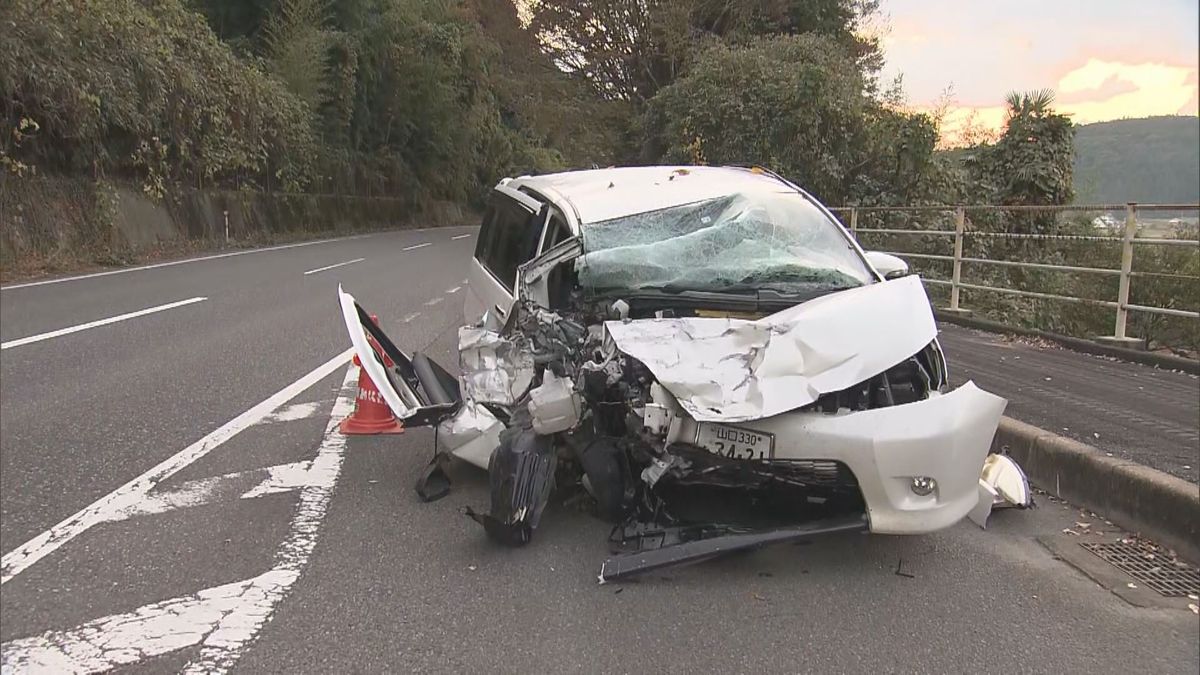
[464,410,557,546]
[599,514,868,583]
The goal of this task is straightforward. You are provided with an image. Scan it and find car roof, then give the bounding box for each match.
[509,166,796,225]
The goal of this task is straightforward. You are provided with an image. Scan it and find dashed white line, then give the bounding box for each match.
[401,312,421,323]
[402,242,432,251]
[446,286,461,294]
[302,258,364,275]
[1,236,372,291]
[424,297,443,307]
[0,297,207,350]
[0,348,354,585]
[451,234,472,240]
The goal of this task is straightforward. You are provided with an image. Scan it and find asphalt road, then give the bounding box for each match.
[1,229,1197,673]
[938,324,1200,483]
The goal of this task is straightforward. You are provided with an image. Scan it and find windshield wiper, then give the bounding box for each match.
[659,282,756,295]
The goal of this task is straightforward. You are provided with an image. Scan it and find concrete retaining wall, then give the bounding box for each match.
[0,178,468,265]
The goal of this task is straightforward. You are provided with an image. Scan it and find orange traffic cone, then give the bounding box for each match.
[339,317,405,435]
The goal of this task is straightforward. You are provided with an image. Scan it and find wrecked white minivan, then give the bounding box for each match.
[339,166,1030,581]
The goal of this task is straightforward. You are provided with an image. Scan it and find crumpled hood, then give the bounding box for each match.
[603,275,938,423]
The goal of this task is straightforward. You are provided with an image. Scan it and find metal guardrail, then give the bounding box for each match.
[831,203,1200,342]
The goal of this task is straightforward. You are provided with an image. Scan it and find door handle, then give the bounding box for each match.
[493,304,508,317]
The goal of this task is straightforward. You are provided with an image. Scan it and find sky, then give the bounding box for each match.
[876,0,1200,145]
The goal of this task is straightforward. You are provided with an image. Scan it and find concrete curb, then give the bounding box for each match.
[993,416,1200,564]
[935,310,1200,375]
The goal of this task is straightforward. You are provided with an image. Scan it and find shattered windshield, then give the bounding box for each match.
[576,190,874,296]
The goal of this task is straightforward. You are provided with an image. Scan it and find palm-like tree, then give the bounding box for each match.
[1004,89,1056,120]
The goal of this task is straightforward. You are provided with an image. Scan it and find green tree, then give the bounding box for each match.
[642,35,935,205]
[1,0,317,192]
[531,0,880,105]
[990,90,1075,206]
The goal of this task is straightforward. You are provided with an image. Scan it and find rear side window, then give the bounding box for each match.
[475,192,542,291]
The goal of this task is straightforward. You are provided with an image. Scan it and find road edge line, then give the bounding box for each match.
[994,416,1200,564]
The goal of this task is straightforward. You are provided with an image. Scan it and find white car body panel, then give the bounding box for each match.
[665,381,1007,533]
[603,275,937,423]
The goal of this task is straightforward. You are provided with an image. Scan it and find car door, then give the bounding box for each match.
[465,185,548,324]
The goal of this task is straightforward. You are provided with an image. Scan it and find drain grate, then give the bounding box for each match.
[1082,542,1200,597]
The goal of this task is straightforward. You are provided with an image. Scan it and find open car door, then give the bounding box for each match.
[338,286,462,428]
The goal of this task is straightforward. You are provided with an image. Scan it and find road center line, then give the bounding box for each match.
[302,258,364,276]
[450,234,472,240]
[1,236,372,291]
[0,297,208,350]
[402,242,432,251]
[0,348,354,585]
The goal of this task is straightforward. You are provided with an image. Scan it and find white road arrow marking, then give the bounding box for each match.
[1,365,360,674]
[0,348,353,585]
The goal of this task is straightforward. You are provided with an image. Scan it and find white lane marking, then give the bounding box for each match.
[257,401,326,424]
[401,312,421,323]
[302,258,364,276]
[239,462,318,500]
[0,366,358,673]
[451,234,471,240]
[445,286,461,294]
[182,365,357,673]
[107,461,313,521]
[0,348,353,585]
[424,297,443,307]
[1,236,372,291]
[0,297,207,350]
[401,242,432,251]
[0,570,296,672]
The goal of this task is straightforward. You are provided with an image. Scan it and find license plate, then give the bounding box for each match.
[695,423,775,460]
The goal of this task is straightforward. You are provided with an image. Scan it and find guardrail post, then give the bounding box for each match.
[849,207,858,239]
[946,206,967,313]
[1095,203,1145,348]
[1114,203,1137,339]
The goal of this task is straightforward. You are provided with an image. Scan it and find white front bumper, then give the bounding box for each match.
[680,381,1007,534]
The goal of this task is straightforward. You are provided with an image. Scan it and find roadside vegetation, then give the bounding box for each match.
[1,0,1195,350]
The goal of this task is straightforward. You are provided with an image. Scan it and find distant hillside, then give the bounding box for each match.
[1073,116,1199,205]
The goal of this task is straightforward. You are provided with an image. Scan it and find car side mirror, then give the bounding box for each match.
[863,251,910,280]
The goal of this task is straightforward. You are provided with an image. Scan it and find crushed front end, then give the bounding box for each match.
[338,247,1028,581]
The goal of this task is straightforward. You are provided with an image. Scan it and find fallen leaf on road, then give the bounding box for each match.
[1126,582,1137,589]
[1063,528,1081,536]
[1093,432,1100,439]
[1188,594,1198,601]
[1044,377,1052,381]
[1189,604,1199,615]
[467,565,477,571]
[753,592,766,602]
[1075,522,1091,529]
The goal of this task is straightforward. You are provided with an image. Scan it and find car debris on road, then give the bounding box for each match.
[336,166,1032,581]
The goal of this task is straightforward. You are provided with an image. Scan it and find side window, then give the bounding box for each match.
[474,205,500,269]
[541,212,570,253]
[477,193,543,291]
